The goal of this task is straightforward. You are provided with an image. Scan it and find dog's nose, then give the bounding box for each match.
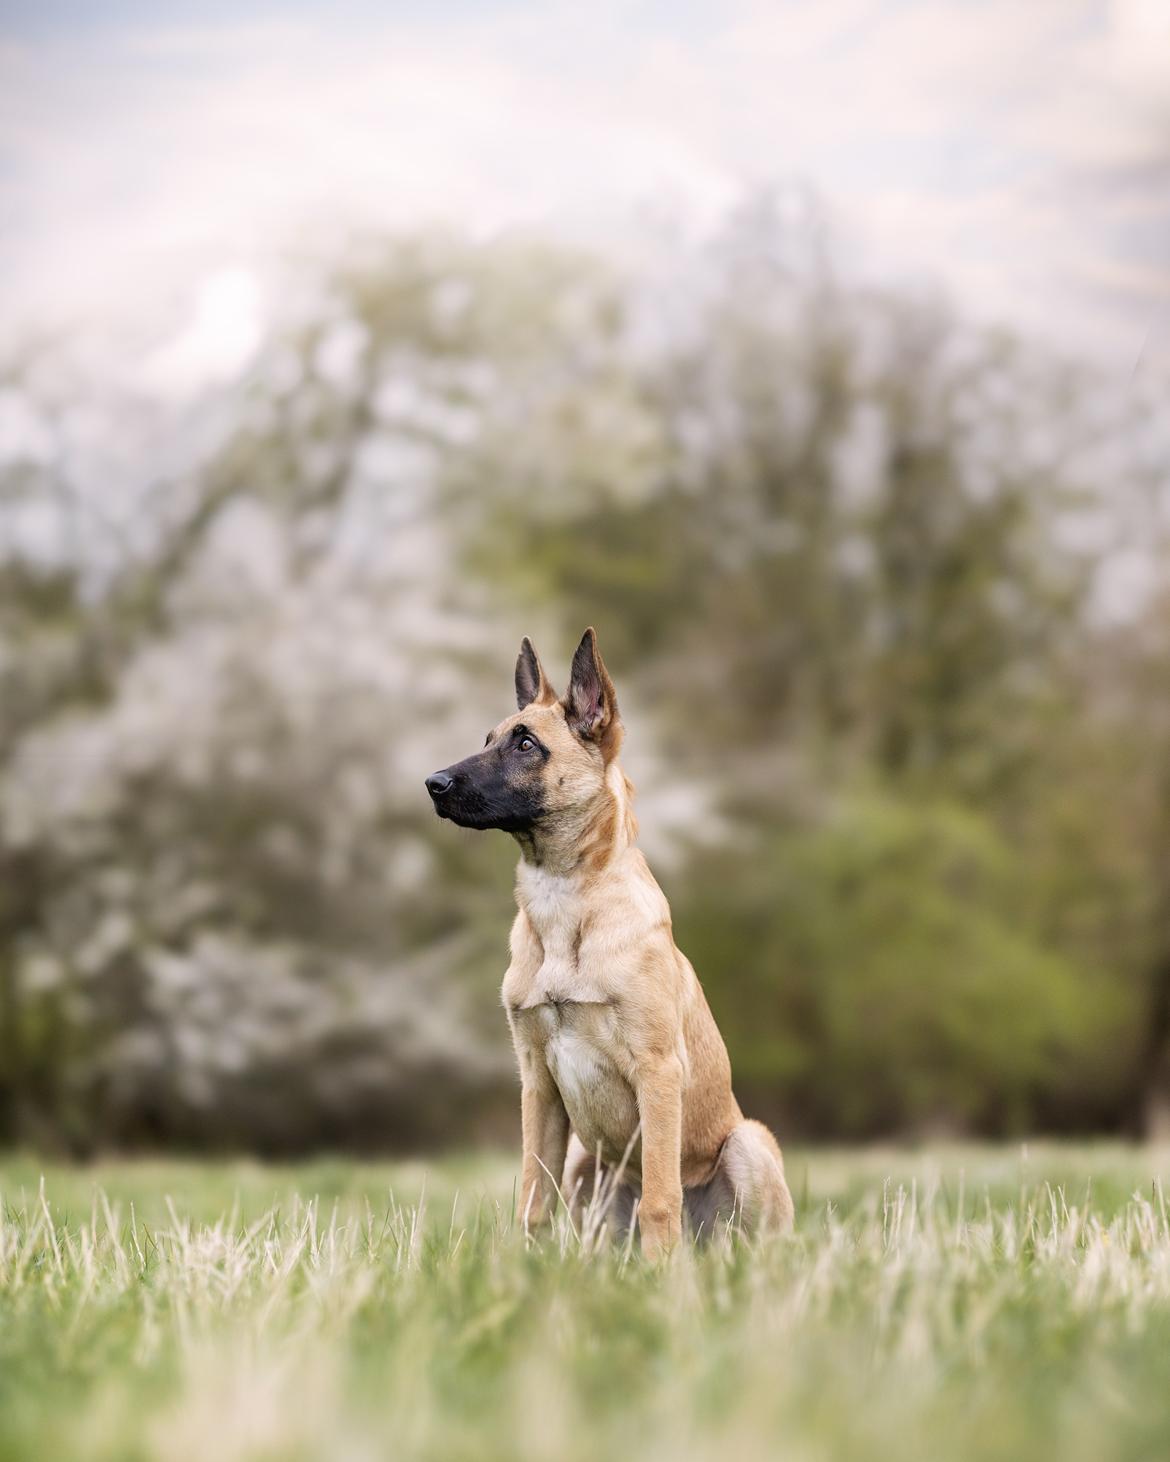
[426,771,454,799]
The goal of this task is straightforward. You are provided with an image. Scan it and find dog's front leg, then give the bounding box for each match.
[636,1055,684,1258]
[518,1069,570,1232]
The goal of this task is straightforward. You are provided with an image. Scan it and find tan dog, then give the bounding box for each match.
[426,628,794,1255]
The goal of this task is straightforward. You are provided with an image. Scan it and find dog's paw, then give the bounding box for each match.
[639,1206,683,1260]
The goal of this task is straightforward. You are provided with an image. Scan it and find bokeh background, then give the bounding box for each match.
[2,0,1170,1157]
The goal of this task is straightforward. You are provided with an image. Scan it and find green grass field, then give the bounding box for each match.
[3,1144,1170,1461]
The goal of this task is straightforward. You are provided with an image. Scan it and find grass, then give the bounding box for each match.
[3,1144,1170,1461]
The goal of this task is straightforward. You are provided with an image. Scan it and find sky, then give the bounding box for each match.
[1,0,1169,390]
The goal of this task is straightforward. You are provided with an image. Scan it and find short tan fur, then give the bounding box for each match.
[427,628,794,1256]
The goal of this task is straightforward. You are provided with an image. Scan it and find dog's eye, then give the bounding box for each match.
[518,736,535,752]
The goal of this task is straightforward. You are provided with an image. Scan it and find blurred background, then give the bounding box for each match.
[1,0,1169,1156]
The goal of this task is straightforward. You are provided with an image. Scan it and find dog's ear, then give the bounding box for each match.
[563,627,620,750]
[515,637,554,710]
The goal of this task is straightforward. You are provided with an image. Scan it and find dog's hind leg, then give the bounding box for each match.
[562,1133,638,1241]
[685,1120,795,1241]
[562,1133,599,1220]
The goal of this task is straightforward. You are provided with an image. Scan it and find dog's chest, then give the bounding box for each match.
[532,1002,639,1167]
[546,1016,639,1165]
[513,866,599,1004]
[508,868,639,1163]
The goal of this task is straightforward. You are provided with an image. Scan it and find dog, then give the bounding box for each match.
[426,627,794,1255]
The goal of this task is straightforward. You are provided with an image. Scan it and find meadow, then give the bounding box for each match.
[2,1145,1170,1461]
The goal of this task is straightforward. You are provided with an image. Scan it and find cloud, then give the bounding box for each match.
[136,267,265,398]
[0,0,1166,374]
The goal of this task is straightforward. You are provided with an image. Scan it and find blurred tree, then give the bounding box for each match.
[673,793,1128,1137]
[0,211,1166,1149]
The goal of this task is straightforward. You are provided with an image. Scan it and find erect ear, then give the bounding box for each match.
[515,636,555,710]
[562,627,619,749]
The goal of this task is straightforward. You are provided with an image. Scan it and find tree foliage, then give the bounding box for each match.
[0,207,1166,1149]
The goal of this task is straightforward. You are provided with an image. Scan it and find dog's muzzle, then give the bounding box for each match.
[425,771,454,801]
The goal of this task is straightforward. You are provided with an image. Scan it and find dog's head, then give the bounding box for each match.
[425,627,622,833]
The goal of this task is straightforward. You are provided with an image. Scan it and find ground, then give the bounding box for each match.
[2,1144,1170,1461]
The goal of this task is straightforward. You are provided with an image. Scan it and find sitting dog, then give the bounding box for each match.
[426,628,794,1255]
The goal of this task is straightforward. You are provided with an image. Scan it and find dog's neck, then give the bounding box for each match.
[512,761,637,881]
